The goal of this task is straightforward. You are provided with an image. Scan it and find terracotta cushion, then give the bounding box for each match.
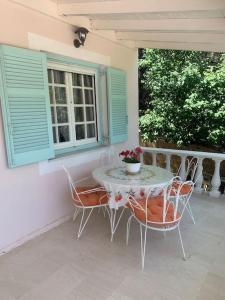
[131,196,180,227]
[74,186,108,207]
[170,182,192,196]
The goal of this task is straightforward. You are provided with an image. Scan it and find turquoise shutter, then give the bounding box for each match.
[0,45,54,168]
[107,67,128,144]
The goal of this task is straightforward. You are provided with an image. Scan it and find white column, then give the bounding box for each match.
[152,153,157,166]
[166,154,171,171]
[195,158,203,193]
[209,159,222,198]
[179,155,187,181]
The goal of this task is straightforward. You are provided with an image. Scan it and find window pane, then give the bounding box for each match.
[86,107,95,121]
[48,70,52,83]
[83,75,93,87]
[72,73,82,86]
[49,86,53,104]
[52,127,57,143]
[53,70,65,84]
[75,107,84,122]
[58,126,70,143]
[51,107,55,124]
[85,90,94,104]
[55,87,67,104]
[76,124,85,140]
[73,88,83,104]
[87,123,96,138]
[56,107,68,123]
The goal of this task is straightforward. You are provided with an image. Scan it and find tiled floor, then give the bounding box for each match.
[1,193,225,300]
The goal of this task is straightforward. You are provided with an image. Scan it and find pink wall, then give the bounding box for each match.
[0,0,138,252]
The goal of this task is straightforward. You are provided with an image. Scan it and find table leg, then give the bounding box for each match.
[110,207,125,242]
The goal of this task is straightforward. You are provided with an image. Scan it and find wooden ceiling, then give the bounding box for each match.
[13,0,225,51]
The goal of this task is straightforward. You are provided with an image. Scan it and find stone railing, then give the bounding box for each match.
[140,147,225,198]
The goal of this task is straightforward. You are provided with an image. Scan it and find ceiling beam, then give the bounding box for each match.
[58,0,225,16]
[116,31,225,44]
[92,18,225,33]
[135,41,225,52]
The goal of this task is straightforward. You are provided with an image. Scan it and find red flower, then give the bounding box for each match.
[119,151,125,157]
[131,151,138,158]
[135,146,143,154]
[124,150,130,157]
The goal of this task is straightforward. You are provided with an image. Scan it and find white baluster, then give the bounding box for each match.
[209,159,222,198]
[195,158,203,193]
[152,153,157,166]
[179,155,187,181]
[166,154,171,171]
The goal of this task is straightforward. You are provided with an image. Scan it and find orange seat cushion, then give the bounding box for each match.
[74,186,108,207]
[131,196,180,227]
[170,182,192,196]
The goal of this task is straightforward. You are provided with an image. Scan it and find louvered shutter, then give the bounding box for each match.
[107,67,128,144]
[0,45,54,168]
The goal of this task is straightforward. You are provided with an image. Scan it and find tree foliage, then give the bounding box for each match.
[139,49,225,148]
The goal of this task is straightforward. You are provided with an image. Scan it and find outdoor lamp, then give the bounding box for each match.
[74,27,89,48]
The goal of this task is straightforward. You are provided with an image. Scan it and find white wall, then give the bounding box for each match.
[0,0,138,252]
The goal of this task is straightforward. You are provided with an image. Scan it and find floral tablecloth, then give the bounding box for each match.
[92,164,173,209]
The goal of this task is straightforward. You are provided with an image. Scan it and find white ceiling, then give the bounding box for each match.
[13,0,225,52]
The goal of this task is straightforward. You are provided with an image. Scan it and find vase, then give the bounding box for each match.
[125,162,141,174]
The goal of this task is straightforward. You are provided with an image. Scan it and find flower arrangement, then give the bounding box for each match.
[119,146,143,164]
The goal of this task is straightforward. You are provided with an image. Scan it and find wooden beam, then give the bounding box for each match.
[58,0,225,16]
[135,41,225,52]
[92,18,225,33]
[116,31,225,44]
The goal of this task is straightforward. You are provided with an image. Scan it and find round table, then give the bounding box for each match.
[92,164,173,209]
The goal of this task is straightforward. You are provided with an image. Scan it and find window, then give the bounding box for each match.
[0,44,128,168]
[48,66,98,149]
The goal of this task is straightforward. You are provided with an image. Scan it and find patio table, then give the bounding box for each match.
[92,164,173,240]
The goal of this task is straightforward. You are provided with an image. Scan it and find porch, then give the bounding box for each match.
[0,0,225,299]
[1,193,225,300]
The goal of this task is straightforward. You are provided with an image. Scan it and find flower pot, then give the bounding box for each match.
[125,162,141,174]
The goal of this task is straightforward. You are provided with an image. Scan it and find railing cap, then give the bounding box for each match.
[141,146,225,160]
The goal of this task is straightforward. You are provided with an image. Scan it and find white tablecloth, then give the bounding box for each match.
[92,164,173,209]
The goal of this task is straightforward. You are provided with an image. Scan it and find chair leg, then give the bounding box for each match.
[126,215,133,245]
[177,225,186,260]
[140,224,147,270]
[77,208,94,239]
[73,208,80,222]
[186,202,195,224]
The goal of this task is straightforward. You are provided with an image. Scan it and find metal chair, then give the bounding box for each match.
[126,179,194,270]
[63,166,109,238]
[174,158,199,224]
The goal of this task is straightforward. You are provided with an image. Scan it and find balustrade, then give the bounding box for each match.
[141,147,225,198]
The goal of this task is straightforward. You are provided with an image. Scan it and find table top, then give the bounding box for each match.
[92,164,173,188]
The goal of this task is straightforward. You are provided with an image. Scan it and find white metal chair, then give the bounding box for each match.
[126,179,194,270]
[176,157,198,180]
[174,157,199,224]
[63,166,109,238]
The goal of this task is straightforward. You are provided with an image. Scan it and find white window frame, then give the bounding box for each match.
[48,62,100,150]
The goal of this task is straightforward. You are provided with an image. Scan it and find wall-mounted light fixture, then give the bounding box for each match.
[74,27,89,48]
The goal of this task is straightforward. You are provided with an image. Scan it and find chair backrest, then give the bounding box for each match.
[63,165,89,207]
[127,178,194,229]
[186,158,198,182]
[176,157,198,182]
